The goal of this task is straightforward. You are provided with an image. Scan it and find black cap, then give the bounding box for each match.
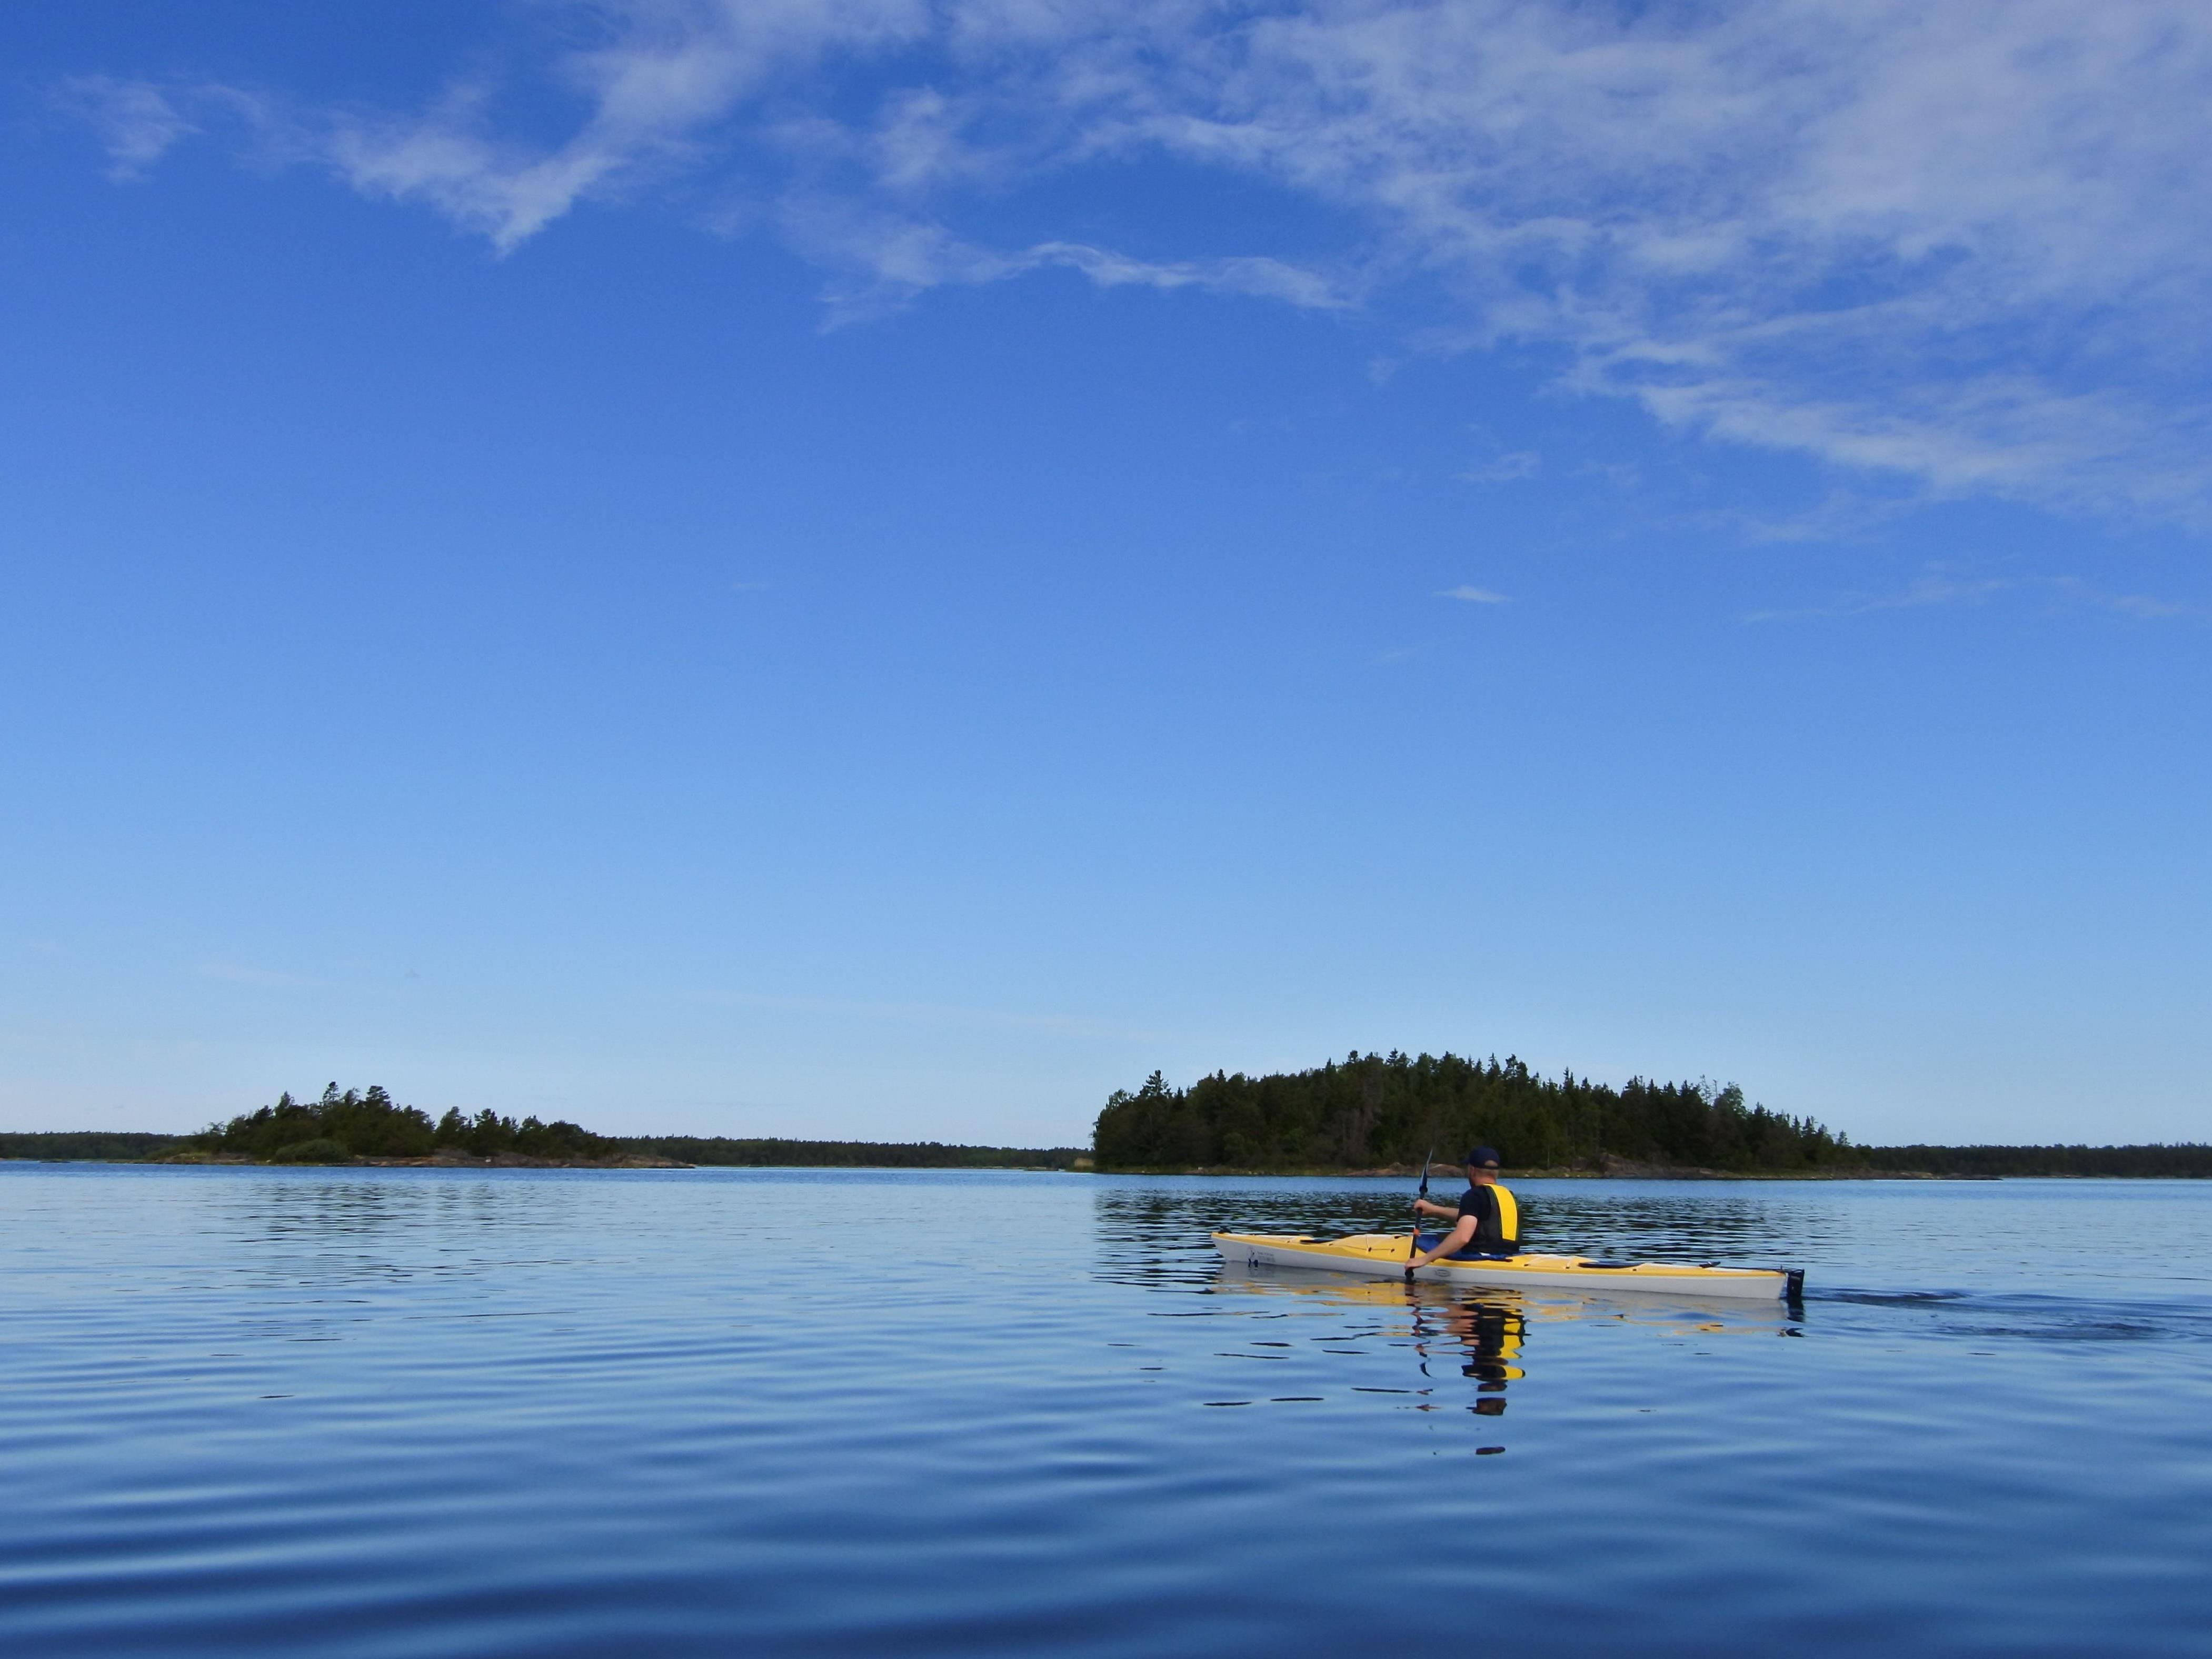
[1465,1147,1501,1168]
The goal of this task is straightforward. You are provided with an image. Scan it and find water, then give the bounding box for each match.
[2,1167,2207,1655]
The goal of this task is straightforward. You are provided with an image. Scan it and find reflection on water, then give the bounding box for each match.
[1094,1181,1806,1445]
[7,1166,2212,1657]
[1513,1188,1854,1263]
[1093,1183,1406,1287]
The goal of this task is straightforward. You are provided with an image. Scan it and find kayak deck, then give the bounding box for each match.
[1213,1232,1802,1301]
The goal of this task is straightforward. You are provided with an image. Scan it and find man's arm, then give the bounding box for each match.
[1407,1215,1478,1272]
[1411,1196,1459,1220]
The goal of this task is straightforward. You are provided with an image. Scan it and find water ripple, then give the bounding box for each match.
[2,1165,2208,1655]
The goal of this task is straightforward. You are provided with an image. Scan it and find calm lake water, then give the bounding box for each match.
[3,1166,2207,1655]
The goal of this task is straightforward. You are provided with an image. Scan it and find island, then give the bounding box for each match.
[1087,1052,2212,1179]
[156,1086,686,1167]
[0,1085,1085,1170]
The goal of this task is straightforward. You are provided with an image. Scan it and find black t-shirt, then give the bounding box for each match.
[1456,1184,1512,1251]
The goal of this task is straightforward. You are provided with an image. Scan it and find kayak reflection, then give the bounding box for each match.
[1205,1257,1529,1418]
[1441,1297,1524,1397]
[1209,1253,1799,1419]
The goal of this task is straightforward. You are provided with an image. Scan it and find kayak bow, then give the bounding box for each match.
[1213,1231,1802,1301]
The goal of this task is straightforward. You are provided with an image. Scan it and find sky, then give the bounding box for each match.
[3,1,2207,1147]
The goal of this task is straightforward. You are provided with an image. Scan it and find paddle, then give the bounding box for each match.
[1406,1141,1435,1277]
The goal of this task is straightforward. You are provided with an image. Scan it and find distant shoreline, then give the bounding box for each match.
[153,1149,694,1170]
[1,1133,2205,1179]
[0,1131,1085,1172]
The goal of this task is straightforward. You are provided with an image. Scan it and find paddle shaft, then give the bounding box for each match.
[1409,1142,1434,1263]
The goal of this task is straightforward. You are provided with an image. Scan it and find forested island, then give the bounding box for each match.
[158,1086,1082,1167]
[0,1085,1082,1170]
[1088,1052,2212,1178]
[176,1085,660,1165]
[1092,1053,1854,1173]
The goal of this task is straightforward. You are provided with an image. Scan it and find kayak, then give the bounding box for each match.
[1212,1231,1804,1301]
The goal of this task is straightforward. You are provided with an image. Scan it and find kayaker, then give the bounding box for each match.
[1406,1147,1519,1275]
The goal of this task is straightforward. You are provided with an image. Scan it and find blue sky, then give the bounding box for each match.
[4,2,2207,1146]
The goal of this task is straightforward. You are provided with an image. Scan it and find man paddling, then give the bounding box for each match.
[1405,1147,1519,1276]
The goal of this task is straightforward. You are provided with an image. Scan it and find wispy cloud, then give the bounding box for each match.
[56,76,196,180]
[798,216,1352,326]
[2039,578,2209,621]
[1439,585,1510,605]
[1746,567,2208,622]
[62,2,2212,520]
[1459,449,1541,485]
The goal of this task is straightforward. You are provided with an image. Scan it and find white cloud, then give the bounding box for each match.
[1134,1,2212,519]
[1439,585,1509,605]
[57,76,196,180]
[1029,243,1349,310]
[64,1,2212,519]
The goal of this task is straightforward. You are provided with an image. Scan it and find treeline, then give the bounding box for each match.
[187,1093,1077,1166]
[193,1084,611,1163]
[5,1076,2204,1180]
[610,1136,1084,1169]
[0,1131,184,1161]
[1092,1052,1859,1173]
[1864,1143,2212,1179]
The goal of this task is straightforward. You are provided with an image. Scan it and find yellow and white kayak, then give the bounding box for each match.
[1212,1231,1803,1301]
